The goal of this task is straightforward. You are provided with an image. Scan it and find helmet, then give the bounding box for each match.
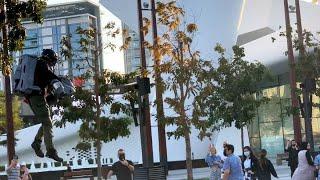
[41,49,58,66]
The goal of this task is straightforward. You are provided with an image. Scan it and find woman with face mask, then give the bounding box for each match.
[242,146,259,180]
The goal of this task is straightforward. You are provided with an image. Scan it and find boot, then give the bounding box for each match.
[46,148,63,162]
[31,140,44,158]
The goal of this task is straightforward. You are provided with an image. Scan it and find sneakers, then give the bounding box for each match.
[46,148,63,162]
[31,141,44,158]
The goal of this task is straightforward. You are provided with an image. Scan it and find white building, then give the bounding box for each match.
[5,0,320,174]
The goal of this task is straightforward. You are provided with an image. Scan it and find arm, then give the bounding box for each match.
[107,170,113,179]
[268,160,278,178]
[222,169,230,180]
[38,60,60,85]
[222,158,230,180]
[127,161,134,172]
[6,161,14,174]
[306,151,314,166]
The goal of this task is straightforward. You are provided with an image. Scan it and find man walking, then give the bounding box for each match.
[107,149,134,180]
[285,139,299,177]
[222,144,243,180]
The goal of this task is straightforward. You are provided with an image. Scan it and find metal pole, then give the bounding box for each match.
[295,0,314,150]
[137,0,154,167]
[284,0,302,144]
[150,0,168,174]
[1,0,15,164]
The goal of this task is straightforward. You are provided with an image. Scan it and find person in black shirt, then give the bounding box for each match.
[257,149,278,180]
[28,49,64,162]
[107,149,134,180]
[285,139,299,177]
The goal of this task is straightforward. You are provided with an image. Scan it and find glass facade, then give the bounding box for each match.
[20,12,98,79]
[18,2,99,118]
[123,24,141,73]
[249,83,320,157]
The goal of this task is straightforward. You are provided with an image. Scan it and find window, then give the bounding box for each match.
[42,27,52,36]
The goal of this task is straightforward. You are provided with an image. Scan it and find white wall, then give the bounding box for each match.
[99,5,126,73]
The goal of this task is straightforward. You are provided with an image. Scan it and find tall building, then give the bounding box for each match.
[123,24,141,73]
[20,1,99,78]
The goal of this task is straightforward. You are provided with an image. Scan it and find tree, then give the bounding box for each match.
[144,2,215,179]
[0,91,22,133]
[56,23,135,180]
[208,45,270,150]
[0,0,46,161]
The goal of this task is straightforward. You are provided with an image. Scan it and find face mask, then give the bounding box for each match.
[119,154,125,161]
[244,151,250,157]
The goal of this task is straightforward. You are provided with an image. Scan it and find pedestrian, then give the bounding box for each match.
[222,144,243,180]
[292,142,315,180]
[20,49,65,162]
[242,146,258,180]
[6,155,20,180]
[66,164,72,172]
[221,141,228,162]
[20,162,32,180]
[205,145,223,180]
[257,149,278,180]
[314,147,320,180]
[107,149,135,180]
[285,139,299,177]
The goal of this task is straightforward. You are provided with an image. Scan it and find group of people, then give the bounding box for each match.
[6,156,31,180]
[205,142,277,180]
[286,140,320,180]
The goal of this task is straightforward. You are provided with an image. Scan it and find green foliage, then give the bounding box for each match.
[0,91,22,134]
[56,24,135,150]
[0,0,46,74]
[209,45,270,129]
[145,1,215,141]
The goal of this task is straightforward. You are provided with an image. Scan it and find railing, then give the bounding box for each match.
[0,157,114,175]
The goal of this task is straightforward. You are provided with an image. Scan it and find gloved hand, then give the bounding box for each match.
[46,94,58,105]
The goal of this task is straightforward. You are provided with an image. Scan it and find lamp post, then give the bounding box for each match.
[150,0,168,174]
[137,0,154,168]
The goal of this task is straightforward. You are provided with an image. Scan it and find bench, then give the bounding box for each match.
[62,170,94,180]
[276,153,288,165]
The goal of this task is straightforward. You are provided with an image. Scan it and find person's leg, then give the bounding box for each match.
[29,96,62,162]
[29,96,54,150]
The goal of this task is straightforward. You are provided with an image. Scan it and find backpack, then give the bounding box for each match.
[13,54,41,96]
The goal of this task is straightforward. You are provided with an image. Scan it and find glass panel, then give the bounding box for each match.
[248,117,260,138]
[313,95,320,118]
[258,97,281,123]
[279,85,291,99]
[250,137,261,153]
[260,122,284,157]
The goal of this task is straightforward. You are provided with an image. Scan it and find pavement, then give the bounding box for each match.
[0,162,292,180]
[167,164,291,180]
[78,162,292,180]
[104,164,291,180]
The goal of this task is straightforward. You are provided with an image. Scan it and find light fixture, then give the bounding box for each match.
[143,2,149,9]
[289,5,296,13]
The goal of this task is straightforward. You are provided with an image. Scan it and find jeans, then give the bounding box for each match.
[210,167,221,180]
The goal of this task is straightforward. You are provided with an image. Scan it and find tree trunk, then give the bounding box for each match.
[185,129,193,180]
[93,30,102,180]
